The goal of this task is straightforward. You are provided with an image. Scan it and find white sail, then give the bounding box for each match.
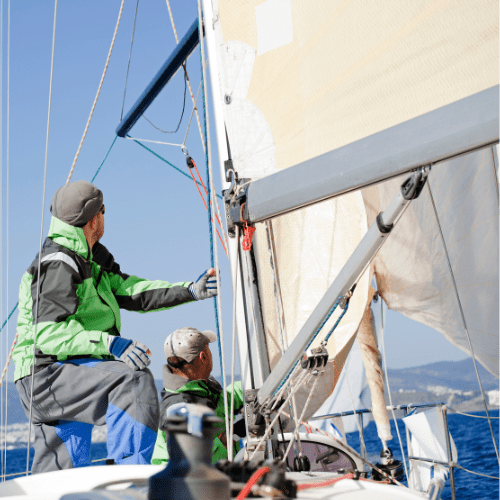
[210,0,498,420]
[362,148,499,377]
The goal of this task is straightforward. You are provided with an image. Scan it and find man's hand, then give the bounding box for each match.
[189,268,218,301]
[107,336,151,371]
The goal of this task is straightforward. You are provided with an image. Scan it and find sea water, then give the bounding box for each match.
[2,411,498,499]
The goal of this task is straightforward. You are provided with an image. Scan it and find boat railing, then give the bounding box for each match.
[313,402,458,499]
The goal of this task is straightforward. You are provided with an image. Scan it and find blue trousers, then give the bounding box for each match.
[16,359,159,473]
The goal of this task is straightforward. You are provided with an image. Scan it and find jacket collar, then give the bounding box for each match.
[162,364,222,393]
[48,216,91,259]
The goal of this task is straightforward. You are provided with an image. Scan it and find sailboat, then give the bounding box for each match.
[0,0,497,499]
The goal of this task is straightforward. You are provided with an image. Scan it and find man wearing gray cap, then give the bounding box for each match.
[151,327,244,465]
[13,180,218,474]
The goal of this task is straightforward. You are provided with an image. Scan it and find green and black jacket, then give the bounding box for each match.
[151,365,244,464]
[13,217,194,382]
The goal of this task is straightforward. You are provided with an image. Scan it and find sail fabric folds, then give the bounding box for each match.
[212,0,499,418]
[362,148,499,377]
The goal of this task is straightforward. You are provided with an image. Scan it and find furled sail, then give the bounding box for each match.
[209,0,499,422]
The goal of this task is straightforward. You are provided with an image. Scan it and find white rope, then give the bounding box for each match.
[281,374,321,463]
[265,220,302,456]
[249,370,314,461]
[448,409,500,419]
[124,136,185,148]
[66,0,125,183]
[380,298,409,481]
[198,0,230,440]
[455,464,499,480]
[3,0,9,481]
[426,180,499,464]
[182,81,202,148]
[227,227,240,460]
[26,0,58,474]
[0,0,4,482]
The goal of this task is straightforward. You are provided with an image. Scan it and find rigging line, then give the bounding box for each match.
[249,370,313,461]
[380,298,409,482]
[491,146,499,204]
[265,220,301,457]
[0,0,4,480]
[448,408,500,419]
[0,130,113,387]
[187,158,227,254]
[166,0,206,156]
[227,227,240,461]
[131,138,223,199]
[26,0,58,474]
[182,81,202,147]
[66,0,125,184]
[280,374,321,464]
[165,1,229,256]
[426,180,499,464]
[125,136,185,148]
[120,0,140,121]
[273,296,342,397]
[343,360,367,459]
[280,410,406,488]
[198,0,229,440]
[0,303,19,386]
[3,0,9,481]
[191,159,229,252]
[190,156,228,252]
[454,464,499,480]
[91,136,117,183]
[143,71,187,134]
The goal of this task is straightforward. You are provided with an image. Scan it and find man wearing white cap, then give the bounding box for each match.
[13,180,218,473]
[151,327,244,464]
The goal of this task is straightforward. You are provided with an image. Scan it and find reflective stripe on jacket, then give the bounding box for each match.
[13,216,194,381]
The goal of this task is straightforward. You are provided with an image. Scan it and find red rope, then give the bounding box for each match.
[187,159,227,254]
[297,473,354,490]
[235,466,271,500]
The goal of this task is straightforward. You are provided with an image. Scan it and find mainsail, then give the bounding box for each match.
[206,0,499,430]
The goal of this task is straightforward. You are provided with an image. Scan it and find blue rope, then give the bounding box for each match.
[273,296,342,396]
[131,138,223,200]
[0,303,18,334]
[199,16,224,382]
[91,136,118,183]
[322,297,351,345]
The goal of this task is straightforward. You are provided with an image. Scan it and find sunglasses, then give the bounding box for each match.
[100,205,105,215]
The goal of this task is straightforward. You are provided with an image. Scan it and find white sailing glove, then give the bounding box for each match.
[189,268,218,301]
[107,336,151,371]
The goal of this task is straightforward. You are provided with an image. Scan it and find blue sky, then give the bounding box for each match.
[0,0,468,383]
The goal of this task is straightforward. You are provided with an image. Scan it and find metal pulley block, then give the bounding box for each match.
[300,346,328,370]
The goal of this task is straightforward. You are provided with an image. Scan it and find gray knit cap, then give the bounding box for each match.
[50,180,103,227]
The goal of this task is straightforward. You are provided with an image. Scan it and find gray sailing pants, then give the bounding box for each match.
[16,358,159,474]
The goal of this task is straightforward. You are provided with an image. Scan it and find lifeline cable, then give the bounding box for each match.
[427,180,499,464]
[198,0,229,439]
[66,0,125,183]
[379,297,409,481]
[26,0,58,474]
